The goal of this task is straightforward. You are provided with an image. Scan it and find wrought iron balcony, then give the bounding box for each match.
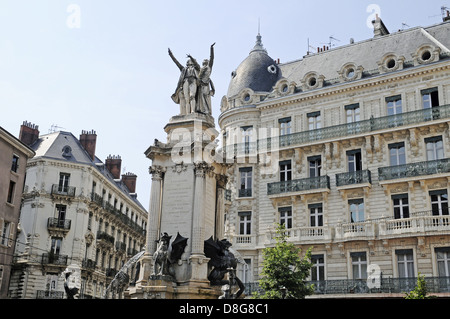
[244,277,450,296]
[226,104,450,155]
[51,184,76,197]
[47,217,71,231]
[378,158,450,181]
[41,253,68,266]
[36,290,65,299]
[90,192,104,207]
[267,176,330,196]
[238,188,252,197]
[336,170,372,187]
[96,231,115,246]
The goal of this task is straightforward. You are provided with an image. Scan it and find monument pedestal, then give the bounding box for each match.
[127,112,228,299]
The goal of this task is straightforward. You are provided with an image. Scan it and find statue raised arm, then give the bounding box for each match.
[196,43,215,114]
[168,48,183,71]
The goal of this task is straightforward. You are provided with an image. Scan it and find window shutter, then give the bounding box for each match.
[8,222,14,247]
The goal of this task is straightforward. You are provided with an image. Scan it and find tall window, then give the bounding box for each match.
[309,203,323,227]
[349,199,364,223]
[239,167,252,197]
[56,205,67,222]
[430,190,449,216]
[386,95,402,115]
[311,254,325,281]
[436,247,450,277]
[58,173,70,193]
[279,207,292,229]
[238,212,251,235]
[238,259,251,284]
[393,194,409,219]
[346,103,361,134]
[346,103,360,123]
[307,111,321,130]
[50,237,62,255]
[422,87,439,109]
[1,221,11,246]
[396,249,414,278]
[389,142,406,166]
[347,149,362,172]
[241,126,253,143]
[425,136,444,160]
[11,154,19,173]
[308,156,321,177]
[279,160,292,181]
[351,252,368,279]
[279,117,291,136]
[7,181,15,204]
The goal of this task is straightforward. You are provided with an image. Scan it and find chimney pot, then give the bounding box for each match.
[105,155,122,179]
[19,121,40,146]
[80,130,97,161]
[122,172,137,193]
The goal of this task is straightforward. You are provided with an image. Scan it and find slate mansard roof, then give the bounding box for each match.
[29,131,147,211]
[225,19,450,102]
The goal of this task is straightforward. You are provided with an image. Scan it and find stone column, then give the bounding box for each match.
[137,165,164,285]
[189,161,212,283]
[147,165,165,254]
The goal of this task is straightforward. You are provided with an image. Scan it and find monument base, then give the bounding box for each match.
[125,277,222,299]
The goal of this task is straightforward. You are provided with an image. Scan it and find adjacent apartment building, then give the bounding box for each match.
[219,14,450,296]
[8,122,148,299]
[0,124,35,298]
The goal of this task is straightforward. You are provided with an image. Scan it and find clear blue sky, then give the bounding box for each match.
[0,0,448,208]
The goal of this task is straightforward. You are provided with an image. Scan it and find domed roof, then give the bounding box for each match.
[227,34,282,98]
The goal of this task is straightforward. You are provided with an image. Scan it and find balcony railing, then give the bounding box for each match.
[51,184,76,197]
[96,231,115,246]
[336,170,372,187]
[267,176,330,196]
[41,253,68,266]
[47,217,71,231]
[378,158,450,181]
[267,226,331,243]
[238,188,252,197]
[380,212,450,238]
[224,104,450,156]
[244,277,450,296]
[36,290,65,299]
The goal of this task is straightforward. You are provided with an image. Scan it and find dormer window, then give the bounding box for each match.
[62,145,72,158]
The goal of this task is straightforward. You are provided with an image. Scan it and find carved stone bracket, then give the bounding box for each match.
[194,161,214,178]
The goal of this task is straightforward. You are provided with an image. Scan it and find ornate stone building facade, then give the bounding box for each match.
[8,123,147,299]
[219,16,450,296]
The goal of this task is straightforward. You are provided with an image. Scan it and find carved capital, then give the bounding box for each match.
[149,165,166,180]
[194,161,214,178]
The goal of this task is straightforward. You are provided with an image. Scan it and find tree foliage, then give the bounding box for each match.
[404,273,435,299]
[254,224,314,299]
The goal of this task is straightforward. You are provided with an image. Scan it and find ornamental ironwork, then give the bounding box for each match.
[267,176,330,195]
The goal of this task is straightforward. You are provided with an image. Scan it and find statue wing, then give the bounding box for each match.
[204,236,227,268]
[169,232,188,263]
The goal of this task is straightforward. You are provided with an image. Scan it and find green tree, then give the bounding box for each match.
[404,273,435,299]
[253,224,314,299]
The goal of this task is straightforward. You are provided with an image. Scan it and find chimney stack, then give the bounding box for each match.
[19,121,40,146]
[80,130,97,161]
[105,155,122,179]
[122,172,137,193]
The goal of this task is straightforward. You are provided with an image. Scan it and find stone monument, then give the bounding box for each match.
[126,44,231,299]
